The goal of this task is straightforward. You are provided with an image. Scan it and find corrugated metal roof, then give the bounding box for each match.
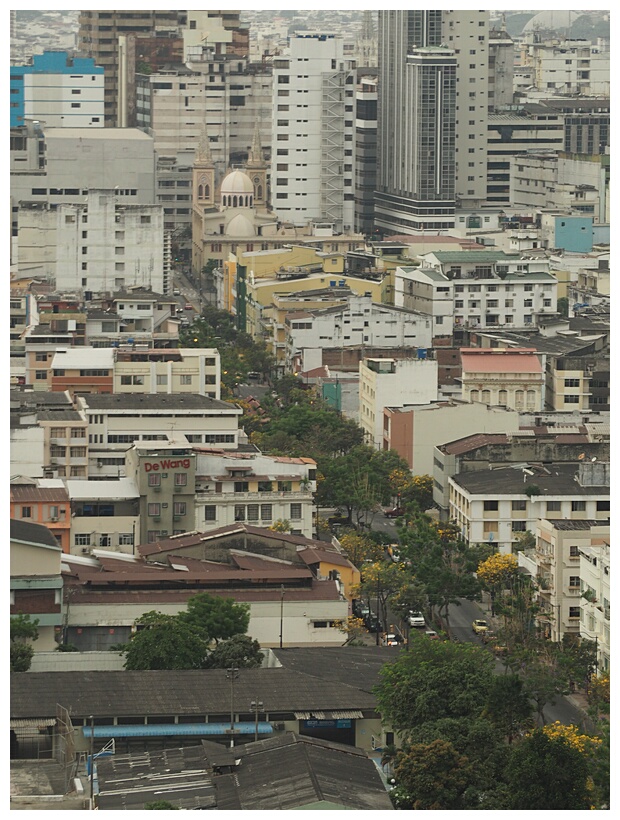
[11,718,56,729]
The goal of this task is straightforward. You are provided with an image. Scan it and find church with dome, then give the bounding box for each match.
[191,122,280,274]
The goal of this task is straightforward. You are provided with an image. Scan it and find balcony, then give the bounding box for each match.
[197,490,311,502]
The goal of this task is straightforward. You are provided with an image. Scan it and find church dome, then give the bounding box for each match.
[220,169,254,195]
[226,213,255,237]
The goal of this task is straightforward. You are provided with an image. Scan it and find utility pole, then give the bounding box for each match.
[226,668,239,748]
[88,714,94,810]
[279,585,285,648]
[250,698,264,742]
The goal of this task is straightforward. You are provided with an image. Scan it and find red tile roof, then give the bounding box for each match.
[460,348,542,374]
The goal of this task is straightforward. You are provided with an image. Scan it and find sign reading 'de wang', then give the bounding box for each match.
[144,458,191,472]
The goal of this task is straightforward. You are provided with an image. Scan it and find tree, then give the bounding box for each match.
[120,612,209,670]
[11,642,35,673]
[389,470,434,512]
[337,532,385,569]
[476,552,519,616]
[482,674,534,743]
[393,739,474,810]
[557,634,598,692]
[145,800,179,810]
[333,616,367,646]
[557,296,569,318]
[205,634,263,669]
[10,613,39,672]
[352,561,410,634]
[504,729,595,810]
[513,529,536,551]
[268,519,291,533]
[373,639,495,735]
[181,593,250,644]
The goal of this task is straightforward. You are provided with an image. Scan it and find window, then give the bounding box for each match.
[247,504,259,522]
[156,374,168,386]
[571,501,586,512]
[564,379,580,388]
[278,481,292,493]
[569,576,580,588]
[483,501,498,511]
[21,507,32,518]
[547,501,561,512]
[569,545,579,557]
[70,447,86,458]
[180,375,192,385]
[234,505,246,521]
[148,503,161,517]
[36,371,47,380]
[173,502,186,516]
[174,473,187,487]
[260,504,272,521]
[75,533,91,546]
[597,500,610,512]
[569,607,581,619]
[258,481,272,493]
[511,521,527,532]
[234,481,249,493]
[148,474,161,487]
[290,503,302,520]
[35,352,47,362]
[141,215,151,224]
[564,396,579,404]
[512,500,527,511]
[204,505,216,521]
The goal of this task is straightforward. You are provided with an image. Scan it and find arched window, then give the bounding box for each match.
[233,195,238,208]
[250,194,254,206]
[515,390,524,408]
[481,390,491,404]
[198,185,204,199]
[470,390,479,403]
[256,185,262,200]
[498,389,508,405]
[526,389,536,408]
[204,184,210,200]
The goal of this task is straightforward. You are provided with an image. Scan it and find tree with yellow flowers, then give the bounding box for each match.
[476,553,519,616]
[333,616,367,646]
[338,531,385,570]
[539,721,602,755]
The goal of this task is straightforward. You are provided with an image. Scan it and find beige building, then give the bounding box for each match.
[521,519,610,645]
[449,462,610,554]
[460,347,544,412]
[113,348,221,399]
[359,357,439,450]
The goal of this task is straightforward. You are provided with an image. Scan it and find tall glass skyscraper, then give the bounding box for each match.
[375,10,488,233]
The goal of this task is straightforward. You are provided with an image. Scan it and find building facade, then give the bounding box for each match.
[270,33,356,232]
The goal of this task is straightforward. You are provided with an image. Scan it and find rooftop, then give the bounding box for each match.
[460,348,543,374]
[10,519,60,549]
[451,463,609,496]
[78,393,239,411]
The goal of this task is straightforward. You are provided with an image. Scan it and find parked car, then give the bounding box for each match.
[185,303,193,311]
[364,613,382,633]
[384,507,404,518]
[424,629,440,640]
[382,633,404,647]
[407,611,425,628]
[352,599,370,619]
[173,288,180,296]
[472,619,489,635]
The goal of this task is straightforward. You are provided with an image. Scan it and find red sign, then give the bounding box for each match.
[144,458,191,472]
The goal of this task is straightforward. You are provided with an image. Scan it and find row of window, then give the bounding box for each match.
[482,499,609,512]
[147,473,188,487]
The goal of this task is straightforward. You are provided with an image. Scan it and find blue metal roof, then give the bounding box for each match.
[84,722,273,739]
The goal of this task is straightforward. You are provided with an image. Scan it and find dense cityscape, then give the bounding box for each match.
[10,9,610,811]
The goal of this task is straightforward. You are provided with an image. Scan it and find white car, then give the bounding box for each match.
[407,611,425,628]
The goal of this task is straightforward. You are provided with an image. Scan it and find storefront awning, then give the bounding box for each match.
[294,711,363,720]
[83,722,273,739]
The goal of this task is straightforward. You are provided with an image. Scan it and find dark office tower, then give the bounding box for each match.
[375,10,488,234]
[78,11,186,126]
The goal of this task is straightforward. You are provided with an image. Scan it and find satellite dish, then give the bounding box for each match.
[592,457,597,463]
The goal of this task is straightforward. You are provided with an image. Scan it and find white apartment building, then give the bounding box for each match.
[194,450,317,538]
[449,463,610,554]
[270,32,356,232]
[55,190,167,295]
[523,39,610,96]
[579,530,610,674]
[359,357,439,449]
[77,393,242,477]
[395,250,557,335]
[284,294,433,373]
[113,348,221,399]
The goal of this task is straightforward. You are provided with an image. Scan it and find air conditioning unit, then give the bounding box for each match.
[274,723,285,731]
[50,516,58,522]
[81,547,90,554]
[96,462,103,469]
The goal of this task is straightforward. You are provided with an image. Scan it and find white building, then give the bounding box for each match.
[270,32,356,232]
[523,39,610,96]
[395,250,557,335]
[284,294,432,373]
[449,462,610,554]
[55,190,167,295]
[194,450,317,538]
[113,348,221,400]
[359,357,439,449]
[76,393,242,477]
[579,528,610,674]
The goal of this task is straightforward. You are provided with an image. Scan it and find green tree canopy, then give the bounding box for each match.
[205,634,264,669]
[10,613,40,672]
[393,738,474,810]
[482,673,534,743]
[11,642,35,673]
[504,729,595,810]
[180,593,250,644]
[145,800,179,810]
[374,638,495,734]
[120,612,209,671]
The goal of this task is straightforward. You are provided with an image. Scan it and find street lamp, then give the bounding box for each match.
[279,585,285,648]
[226,667,239,748]
[250,698,264,742]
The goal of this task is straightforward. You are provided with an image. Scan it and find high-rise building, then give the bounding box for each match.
[375,10,489,234]
[78,11,185,126]
[10,51,104,129]
[270,33,356,233]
